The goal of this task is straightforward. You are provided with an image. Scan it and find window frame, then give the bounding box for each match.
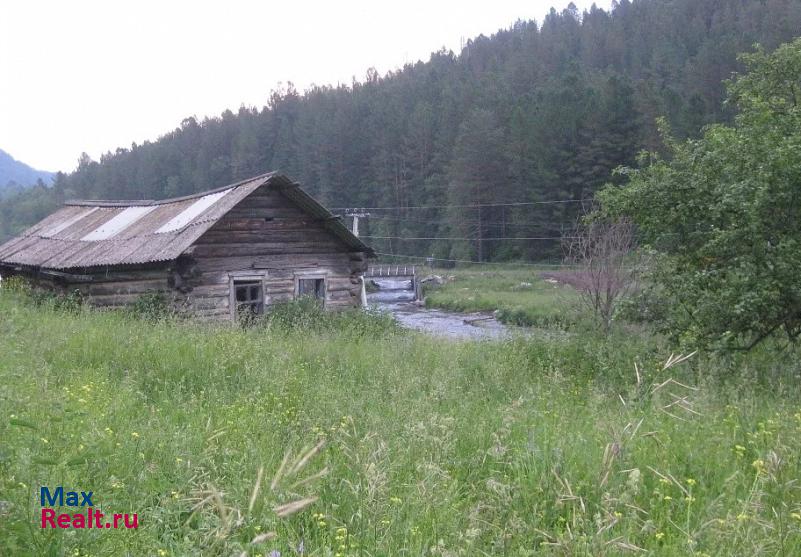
[228,272,268,320]
[294,273,327,306]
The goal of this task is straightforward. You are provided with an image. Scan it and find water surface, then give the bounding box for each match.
[367,278,510,340]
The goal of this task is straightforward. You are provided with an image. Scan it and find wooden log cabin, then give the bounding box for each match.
[0,172,374,319]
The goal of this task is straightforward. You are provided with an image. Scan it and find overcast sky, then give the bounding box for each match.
[1,0,609,173]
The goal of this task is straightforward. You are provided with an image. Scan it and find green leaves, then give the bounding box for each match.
[600,38,801,350]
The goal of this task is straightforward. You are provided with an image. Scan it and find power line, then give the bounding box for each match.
[368,214,574,229]
[373,252,573,267]
[362,235,574,241]
[331,199,585,211]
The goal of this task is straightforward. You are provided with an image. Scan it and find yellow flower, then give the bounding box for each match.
[655,532,665,540]
[752,459,765,474]
[659,478,671,485]
[685,496,696,503]
[663,495,673,501]
[390,496,402,504]
[175,457,183,463]
[158,551,168,557]
[131,432,140,439]
[40,437,49,444]
[686,478,696,486]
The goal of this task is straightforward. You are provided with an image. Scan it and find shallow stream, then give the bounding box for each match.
[367,278,510,340]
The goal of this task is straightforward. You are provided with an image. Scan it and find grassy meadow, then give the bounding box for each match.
[1,283,801,556]
[422,267,580,328]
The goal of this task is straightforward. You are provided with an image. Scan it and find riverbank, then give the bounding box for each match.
[422,267,581,328]
[367,277,511,339]
[2,290,800,555]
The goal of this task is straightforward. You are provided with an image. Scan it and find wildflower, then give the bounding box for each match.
[663,495,672,501]
[614,511,622,518]
[78,444,85,451]
[733,445,746,457]
[158,551,168,557]
[175,457,183,463]
[390,496,402,504]
[40,437,49,444]
[131,432,140,439]
[752,459,765,474]
[686,478,696,486]
[380,519,391,526]
[104,427,113,435]
[685,496,696,503]
[737,513,749,522]
[655,532,665,540]
[659,478,671,485]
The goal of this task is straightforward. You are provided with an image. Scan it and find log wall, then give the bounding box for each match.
[175,187,367,320]
[1,186,368,320]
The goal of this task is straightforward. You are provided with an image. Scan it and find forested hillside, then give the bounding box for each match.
[2,0,800,260]
[0,149,53,194]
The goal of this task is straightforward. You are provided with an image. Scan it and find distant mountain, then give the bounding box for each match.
[0,149,54,190]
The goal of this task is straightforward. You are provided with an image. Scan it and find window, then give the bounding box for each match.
[297,277,325,301]
[233,280,264,317]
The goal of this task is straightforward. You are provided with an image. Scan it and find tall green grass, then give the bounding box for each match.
[1,289,800,556]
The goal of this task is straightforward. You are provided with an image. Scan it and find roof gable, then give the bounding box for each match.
[0,173,372,270]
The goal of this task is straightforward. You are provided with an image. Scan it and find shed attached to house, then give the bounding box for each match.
[0,172,374,319]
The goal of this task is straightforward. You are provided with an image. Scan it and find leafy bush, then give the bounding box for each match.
[600,38,801,350]
[1,276,85,313]
[127,291,174,321]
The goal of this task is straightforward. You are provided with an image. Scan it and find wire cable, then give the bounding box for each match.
[373,252,573,267]
[331,199,586,211]
[361,235,574,241]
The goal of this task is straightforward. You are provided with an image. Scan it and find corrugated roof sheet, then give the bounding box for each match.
[0,172,373,271]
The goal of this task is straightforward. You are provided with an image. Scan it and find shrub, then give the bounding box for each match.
[128,291,174,321]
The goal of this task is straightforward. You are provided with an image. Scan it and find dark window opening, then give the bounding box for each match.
[297,278,325,301]
[234,280,264,317]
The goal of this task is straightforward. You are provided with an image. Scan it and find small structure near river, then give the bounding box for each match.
[0,172,374,320]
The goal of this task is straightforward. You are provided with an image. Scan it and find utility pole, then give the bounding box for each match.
[344,209,371,308]
[344,209,369,237]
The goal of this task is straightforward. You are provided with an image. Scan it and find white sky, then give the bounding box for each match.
[1,0,609,172]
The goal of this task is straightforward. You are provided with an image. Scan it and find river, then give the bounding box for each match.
[366,278,511,340]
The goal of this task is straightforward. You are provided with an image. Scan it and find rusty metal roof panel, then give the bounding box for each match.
[0,171,373,271]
